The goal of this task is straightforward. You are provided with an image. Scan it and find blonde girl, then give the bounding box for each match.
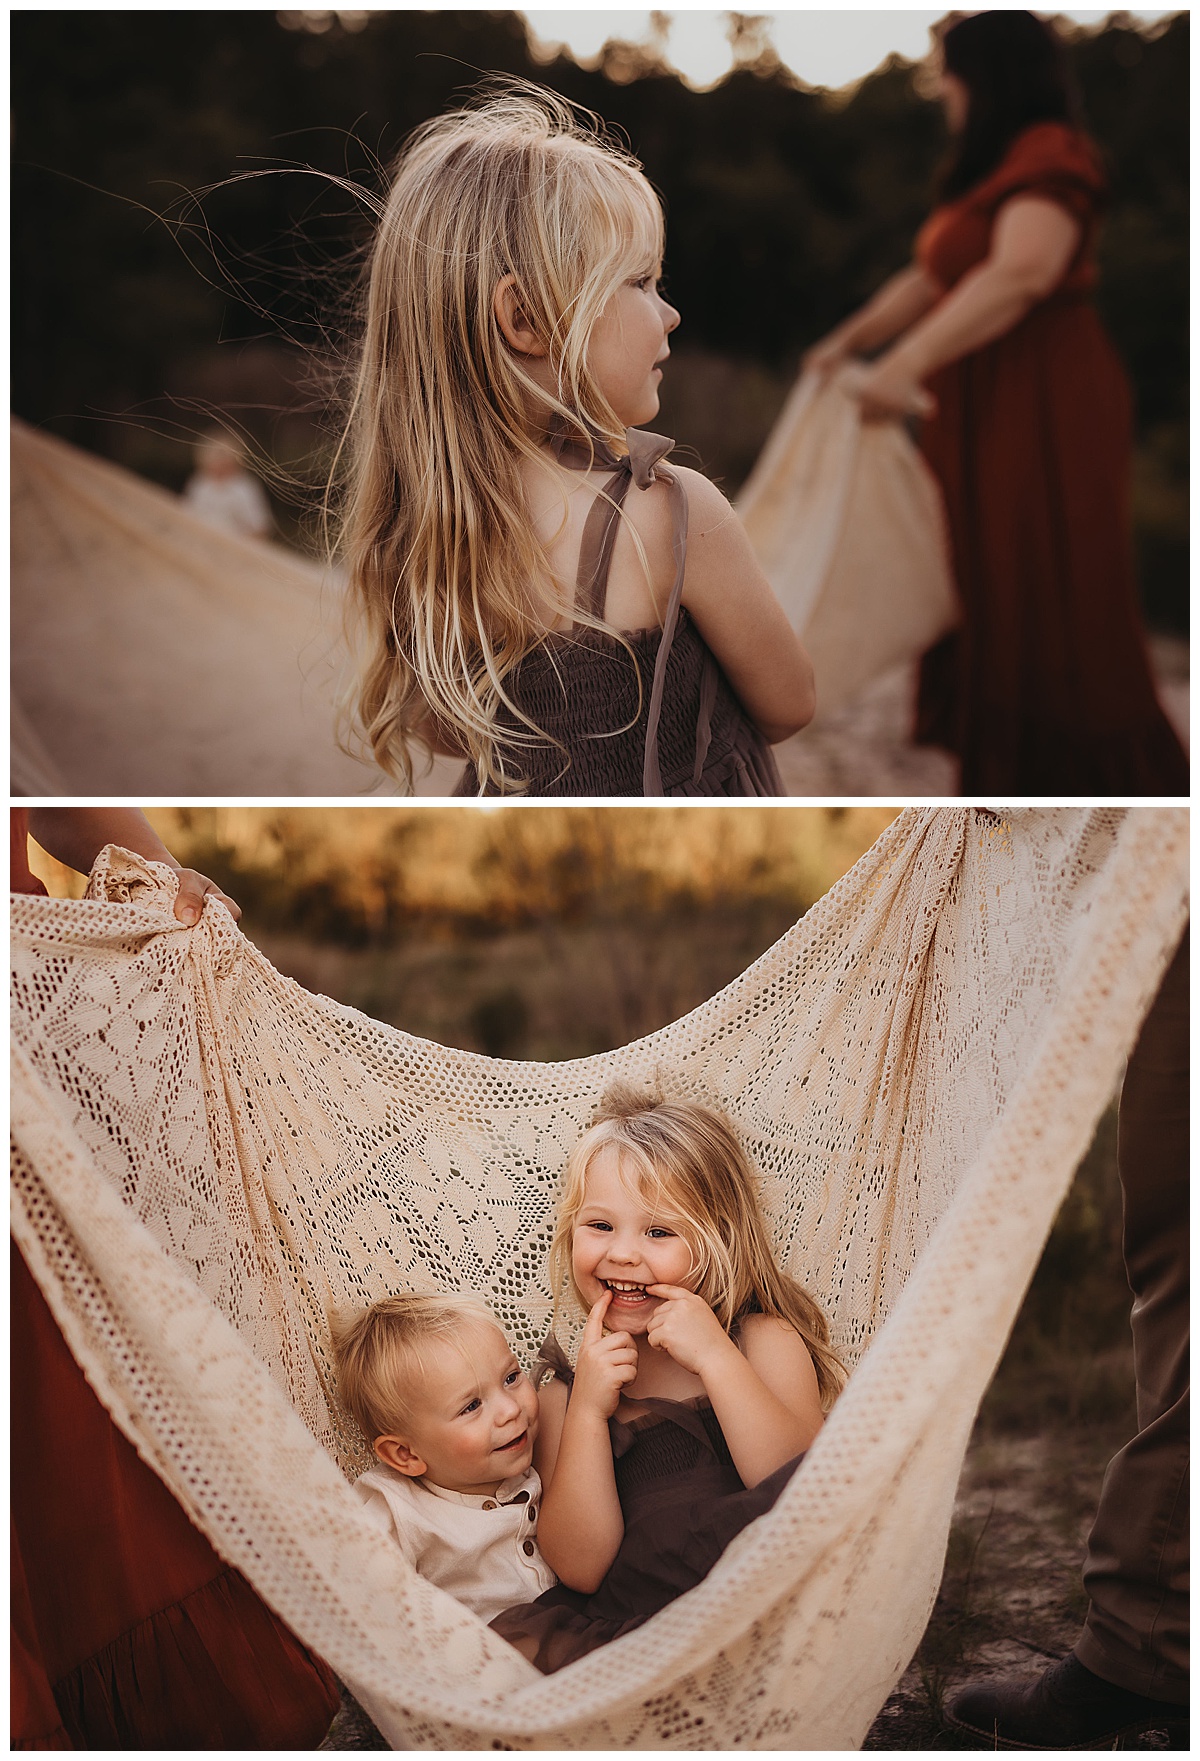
[488,1084,843,1672]
[338,83,814,795]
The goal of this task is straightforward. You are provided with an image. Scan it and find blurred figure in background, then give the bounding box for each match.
[184,428,273,541]
[805,10,1187,795]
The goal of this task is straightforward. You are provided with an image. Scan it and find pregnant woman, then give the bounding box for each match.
[806,10,1187,794]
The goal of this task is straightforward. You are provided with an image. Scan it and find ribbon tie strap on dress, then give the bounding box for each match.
[553,423,691,795]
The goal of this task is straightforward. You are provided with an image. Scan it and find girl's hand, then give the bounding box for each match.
[644,1285,735,1379]
[851,355,935,424]
[572,1291,638,1419]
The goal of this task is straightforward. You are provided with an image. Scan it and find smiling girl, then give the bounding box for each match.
[488,1084,844,1672]
[338,83,814,795]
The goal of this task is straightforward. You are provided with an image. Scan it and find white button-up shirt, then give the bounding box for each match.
[354,1463,556,1622]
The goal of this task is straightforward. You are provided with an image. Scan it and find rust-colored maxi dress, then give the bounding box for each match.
[11,811,340,1749]
[914,122,1188,793]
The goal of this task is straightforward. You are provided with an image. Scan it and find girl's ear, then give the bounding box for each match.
[493,275,548,358]
[374,1434,427,1478]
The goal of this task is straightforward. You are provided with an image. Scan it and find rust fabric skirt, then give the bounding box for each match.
[917,298,1187,794]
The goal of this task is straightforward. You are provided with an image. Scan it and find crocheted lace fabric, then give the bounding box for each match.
[10,808,1187,1748]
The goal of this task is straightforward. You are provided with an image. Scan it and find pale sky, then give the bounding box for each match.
[521,10,1177,93]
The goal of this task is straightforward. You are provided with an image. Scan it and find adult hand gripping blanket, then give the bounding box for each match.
[10,807,1187,1749]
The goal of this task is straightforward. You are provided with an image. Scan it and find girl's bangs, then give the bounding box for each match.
[596,170,663,276]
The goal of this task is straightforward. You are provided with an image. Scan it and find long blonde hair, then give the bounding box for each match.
[550,1082,847,1410]
[336,83,665,791]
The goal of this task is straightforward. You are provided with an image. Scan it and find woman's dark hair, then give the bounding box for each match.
[936,11,1080,200]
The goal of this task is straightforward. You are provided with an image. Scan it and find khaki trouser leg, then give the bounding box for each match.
[1076,928,1189,1702]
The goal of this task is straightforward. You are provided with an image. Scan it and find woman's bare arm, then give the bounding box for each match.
[804,265,942,373]
[854,198,1082,418]
[26,809,240,924]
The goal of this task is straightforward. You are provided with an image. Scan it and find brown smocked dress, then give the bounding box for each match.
[453,429,784,797]
[488,1336,803,1674]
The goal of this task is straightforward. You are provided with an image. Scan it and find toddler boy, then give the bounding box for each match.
[332,1293,555,1621]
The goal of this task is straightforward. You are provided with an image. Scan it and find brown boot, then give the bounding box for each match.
[945,1652,1189,1749]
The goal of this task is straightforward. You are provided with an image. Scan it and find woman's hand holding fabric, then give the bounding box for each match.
[854,199,1081,421]
[802,265,941,383]
[801,332,852,379]
[26,808,243,926]
[851,356,937,424]
[172,869,242,927]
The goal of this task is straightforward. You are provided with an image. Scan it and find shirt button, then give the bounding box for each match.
[482,1500,497,1511]
[522,1539,536,1556]
[528,1506,537,1520]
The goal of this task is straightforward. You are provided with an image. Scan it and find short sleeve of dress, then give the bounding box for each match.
[983,122,1107,226]
[533,1332,574,1392]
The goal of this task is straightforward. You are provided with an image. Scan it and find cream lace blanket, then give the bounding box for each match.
[738,367,958,717]
[11,808,1186,1748]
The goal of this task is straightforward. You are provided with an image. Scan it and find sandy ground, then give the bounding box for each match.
[862,1428,1187,1749]
[773,635,1189,796]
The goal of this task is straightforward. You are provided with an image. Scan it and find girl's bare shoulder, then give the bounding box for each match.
[738,1311,816,1367]
[627,464,742,599]
[661,462,738,540]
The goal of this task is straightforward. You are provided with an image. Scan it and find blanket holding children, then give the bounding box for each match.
[10,807,1186,1746]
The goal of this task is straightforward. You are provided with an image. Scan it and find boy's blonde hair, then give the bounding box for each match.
[330,1291,497,1442]
[550,1082,847,1410]
[336,81,665,791]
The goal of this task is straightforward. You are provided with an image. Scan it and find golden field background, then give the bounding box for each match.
[30,806,898,1058]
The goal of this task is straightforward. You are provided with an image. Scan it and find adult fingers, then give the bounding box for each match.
[173,869,242,926]
[172,870,209,927]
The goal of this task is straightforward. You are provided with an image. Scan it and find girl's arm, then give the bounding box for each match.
[803,265,942,375]
[26,808,241,925]
[645,1287,823,1488]
[854,198,1082,420]
[533,1294,637,1593]
[675,468,816,742]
